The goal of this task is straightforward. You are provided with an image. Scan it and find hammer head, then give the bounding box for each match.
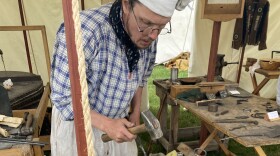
[141,110,163,140]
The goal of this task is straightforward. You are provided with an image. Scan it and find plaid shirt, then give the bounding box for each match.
[50,4,157,121]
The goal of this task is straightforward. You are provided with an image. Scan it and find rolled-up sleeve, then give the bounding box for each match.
[50,24,74,121]
[139,40,157,87]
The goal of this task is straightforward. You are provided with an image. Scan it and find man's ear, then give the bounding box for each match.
[122,0,130,14]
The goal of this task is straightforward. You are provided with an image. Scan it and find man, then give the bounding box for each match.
[50,0,187,155]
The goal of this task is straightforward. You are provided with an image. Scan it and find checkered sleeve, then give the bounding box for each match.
[50,24,74,121]
[139,40,157,87]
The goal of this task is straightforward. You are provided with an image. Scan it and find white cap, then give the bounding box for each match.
[139,0,178,17]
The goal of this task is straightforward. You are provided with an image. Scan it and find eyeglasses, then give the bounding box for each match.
[131,8,171,35]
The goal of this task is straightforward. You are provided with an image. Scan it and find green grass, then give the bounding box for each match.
[139,65,280,156]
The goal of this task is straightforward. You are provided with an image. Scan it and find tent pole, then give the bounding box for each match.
[62,0,88,155]
[200,21,221,145]
[236,45,246,83]
[17,0,32,73]
[206,21,221,82]
[81,0,85,10]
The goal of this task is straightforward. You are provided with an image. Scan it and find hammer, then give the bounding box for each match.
[101,110,163,142]
[9,112,34,136]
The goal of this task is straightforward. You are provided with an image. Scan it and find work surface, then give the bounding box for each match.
[177,89,280,148]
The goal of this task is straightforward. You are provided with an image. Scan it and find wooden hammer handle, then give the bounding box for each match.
[101,124,146,142]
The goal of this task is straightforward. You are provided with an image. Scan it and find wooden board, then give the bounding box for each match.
[178,90,280,147]
[0,145,33,156]
[170,85,199,98]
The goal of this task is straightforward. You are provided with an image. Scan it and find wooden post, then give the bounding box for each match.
[17,0,32,73]
[62,0,88,155]
[207,22,221,82]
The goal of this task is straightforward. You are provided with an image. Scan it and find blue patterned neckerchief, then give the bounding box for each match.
[109,0,139,73]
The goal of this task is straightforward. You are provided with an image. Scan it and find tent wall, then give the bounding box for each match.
[0,0,102,84]
[189,0,280,98]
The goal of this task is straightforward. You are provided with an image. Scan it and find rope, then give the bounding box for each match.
[71,0,95,155]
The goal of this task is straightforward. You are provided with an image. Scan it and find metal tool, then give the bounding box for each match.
[220,110,229,115]
[9,113,33,136]
[220,134,263,141]
[251,113,266,119]
[214,119,258,125]
[208,103,218,112]
[135,136,147,156]
[229,125,246,131]
[170,65,178,84]
[235,116,249,119]
[102,110,163,142]
[237,99,248,105]
[0,137,48,146]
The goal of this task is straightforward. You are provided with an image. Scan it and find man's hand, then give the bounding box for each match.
[91,110,136,143]
[103,118,136,143]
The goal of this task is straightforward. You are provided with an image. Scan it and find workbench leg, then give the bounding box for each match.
[169,104,179,148]
[250,74,258,91]
[199,128,217,150]
[204,124,235,156]
[159,94,168,137]
[199,122,209,146]
[252,78,270,95]
[254,146,267,156]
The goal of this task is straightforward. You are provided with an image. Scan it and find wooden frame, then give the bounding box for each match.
[0,26,51,79]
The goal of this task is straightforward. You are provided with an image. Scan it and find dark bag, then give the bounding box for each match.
[0,85,12,116]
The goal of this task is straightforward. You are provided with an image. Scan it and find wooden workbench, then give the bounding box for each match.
[178,88,280,156]
[153,78,220,152]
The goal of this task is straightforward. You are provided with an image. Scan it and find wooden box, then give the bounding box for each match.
[201,0,245,21]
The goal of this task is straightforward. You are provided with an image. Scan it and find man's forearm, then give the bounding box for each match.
[90,109,111,132]
[130,87,143,114]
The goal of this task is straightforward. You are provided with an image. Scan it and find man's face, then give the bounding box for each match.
[122,1,171,49]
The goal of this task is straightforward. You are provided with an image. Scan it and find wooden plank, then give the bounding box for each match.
[254,146,267,156]
[32,138,44,156]
[0,26,45,31]
[13,109,36,118]
[0,148,26,156]
[177,143,195,156]
[169,105,180,146]
[0,145,33,156]
[204,123,235,156]
[170,85,199,98]
[200,85,225,93]
[166,127,200,139]
[40,135,50,151]
[199,128,218,150]
[33,83,50,137]
[252,78,270,95]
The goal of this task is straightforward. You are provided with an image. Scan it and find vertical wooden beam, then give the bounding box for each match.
[207,21,221,82]
[236,45,246,83]
[201,21,221,146]
[81,0,85,10]
[18,0,33,73]
[62,0,88,155]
